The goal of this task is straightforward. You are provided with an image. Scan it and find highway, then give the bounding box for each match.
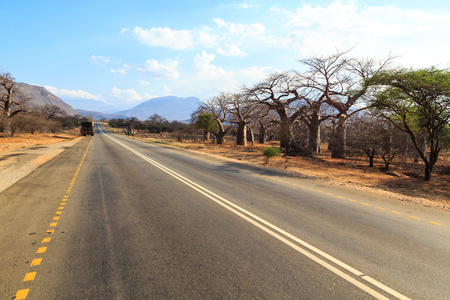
[1,124,449,299]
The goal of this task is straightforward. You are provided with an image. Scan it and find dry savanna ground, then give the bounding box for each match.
[2,128,449,212]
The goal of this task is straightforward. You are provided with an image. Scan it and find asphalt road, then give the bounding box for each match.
[1,124,449,299]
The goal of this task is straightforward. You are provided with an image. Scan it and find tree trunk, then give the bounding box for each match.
[278,110,296,153]
[331,115,347,158]
[369,155,374,167]
[236,122,247,145]
[247,128,254,144]
[203,130,210,141]
[258,122,266,144]
[307,115,321,155]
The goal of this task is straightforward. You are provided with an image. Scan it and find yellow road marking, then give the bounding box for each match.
[376,207,385,210]
[52,217,60,221]
[391,211,402,215]
[348,199,356,202]
[15,289,29,300]
[316,190,323,193]
[49,222,57,227]
[60,202,66,205]
[46,230,54,234]
[30,258,42,266]
[23,272,36,282]
[42,237,51,243]
[429,221,442,226]
[55,211,62,215]
[326,193,333,196]
[36,247,47,253]
[58,207,64,210]
[409,216,420,220]
[337,196,344,199]
[361,203,370,206]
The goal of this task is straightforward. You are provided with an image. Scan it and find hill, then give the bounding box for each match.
[16,83,77,115]
[65,98,118,113]
[76,109,127,120]
[116,96,202,121]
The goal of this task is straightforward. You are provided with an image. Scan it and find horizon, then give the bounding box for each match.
[3,0,450,110]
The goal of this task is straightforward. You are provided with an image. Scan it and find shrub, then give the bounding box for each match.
[262,147,281,163]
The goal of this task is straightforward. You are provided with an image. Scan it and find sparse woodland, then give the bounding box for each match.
[3,49,450,182]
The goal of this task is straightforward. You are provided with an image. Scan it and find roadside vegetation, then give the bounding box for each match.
[2,49,449,200]
[1,72,91,137]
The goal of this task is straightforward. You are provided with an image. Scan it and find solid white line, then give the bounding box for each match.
[363,276,411,300]
[101,128,410,300]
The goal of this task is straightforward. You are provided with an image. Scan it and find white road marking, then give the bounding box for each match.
[100,127,410,300]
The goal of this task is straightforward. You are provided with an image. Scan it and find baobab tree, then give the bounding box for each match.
[244,72,305,154]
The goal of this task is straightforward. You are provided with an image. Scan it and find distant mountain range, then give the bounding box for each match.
[16,83,202,121]
[116,96,201,121]
[75,109,128,120]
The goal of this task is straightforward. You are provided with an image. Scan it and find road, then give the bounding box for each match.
[1,123,449,299]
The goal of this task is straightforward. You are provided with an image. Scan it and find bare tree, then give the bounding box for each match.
[201,93,233,144]
[304,50,394,158]
[0,72,29,117]
[40,104,65,120]
[228,93,265,145]
[244,72,305,154]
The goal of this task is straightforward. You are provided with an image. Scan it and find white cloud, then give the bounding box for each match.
[237,66,271,82]
[140,80,150,85]
[213,18,265,37]
[195,26,217,47]
[110,68,127,74]
[163,86,172,94]
[91,55,111,65]
[106,87,145,103]
[191,51,237,93]
[133,26,194,49]
[279,1,450,67]
[44,86,103,101]
[217,43,247,57]
[137,59,179,79]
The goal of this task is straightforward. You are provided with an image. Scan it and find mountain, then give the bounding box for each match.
[76,109,127,121]
[16,83,78,116]
[116,96,202,121]
[64,98,118,113]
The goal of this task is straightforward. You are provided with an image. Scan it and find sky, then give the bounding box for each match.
[2,0,450,111]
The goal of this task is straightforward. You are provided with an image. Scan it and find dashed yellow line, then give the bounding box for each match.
[30,258,42,266]
[36,247,47,254]
[14,138,93,299]
[23,272,36,282]
[41,237,51,243]
[15,289,29,300]
[429,221,442,226]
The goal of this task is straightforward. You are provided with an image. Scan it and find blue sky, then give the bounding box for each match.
[2,0,450,111]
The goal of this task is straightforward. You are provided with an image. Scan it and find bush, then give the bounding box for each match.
[263,147,281,163]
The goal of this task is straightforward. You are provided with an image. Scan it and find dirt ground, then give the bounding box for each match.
[0,131,79,153]
[2,130,449,212]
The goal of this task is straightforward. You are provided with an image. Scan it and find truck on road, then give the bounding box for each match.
[80,122,94,136]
